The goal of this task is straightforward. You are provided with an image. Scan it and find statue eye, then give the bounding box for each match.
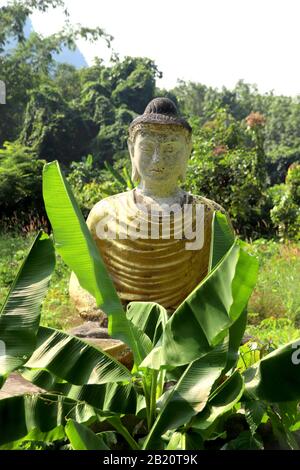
[164,145,175,153]
[140,145,154,152]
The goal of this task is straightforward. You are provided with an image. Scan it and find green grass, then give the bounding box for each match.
[247,239,300,321]
[244,238,300,347]
[246,317,300,349]
[1,232,300,342]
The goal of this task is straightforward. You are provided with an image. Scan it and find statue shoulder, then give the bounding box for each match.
[189,194,227,214]
[86,190,134,229]
[190,194,234,233]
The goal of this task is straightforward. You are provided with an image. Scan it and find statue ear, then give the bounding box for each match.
[127,138,134,160]
[179,139,192,183]
[178,169,187,183]
[131,164,140,183]
[128,139,140,183]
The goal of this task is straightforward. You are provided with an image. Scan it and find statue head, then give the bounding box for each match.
[128,98,192,187]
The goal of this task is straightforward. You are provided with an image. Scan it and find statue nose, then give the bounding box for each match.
[152,147,160,163]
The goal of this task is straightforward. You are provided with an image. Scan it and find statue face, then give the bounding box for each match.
[129,128,191,185]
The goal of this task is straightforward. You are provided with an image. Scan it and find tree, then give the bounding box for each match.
[76,57,160,164]
[0,55,39,145]
[0,0,68,52]
[20,85,98,164]
[185,109,272,239]
[111,56,161,114]
[52,63,81,102]
[0,0,112,147]
[172,80,220,123]
[0,141,45,217]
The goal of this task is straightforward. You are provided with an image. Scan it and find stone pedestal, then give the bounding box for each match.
[68,322,133,370]
[0,373,42,398]
[69,273,108,322]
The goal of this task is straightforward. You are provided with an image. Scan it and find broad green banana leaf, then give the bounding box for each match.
[166,430,204,450]
[0,231,55,385]
[22,367,138,414]
[0,426,66,449]
[243,400,267,434]
[221,430,264,450]
[224,307,248,373]
[65,419,109,450]
[209,213,247,373]
[55,381,138,415]
[191,371,244,431]
[142,241,258,369]
[125,302,169,367]
[43,161,124,322]
[42,161,154,363]
[24,326,131,385]
[126,302,168,346]
[244,338,300,402]
[166,432,184,450]
[0,394,109,446]
[143,342,228,450]
[208,212,235,271]
[125,322,152,367]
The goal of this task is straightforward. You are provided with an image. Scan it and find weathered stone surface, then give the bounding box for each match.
[84,338,133,370]
[0,373,43,398]
[69,274,108,322]
[68,323,133,370]
[69,321,109,338]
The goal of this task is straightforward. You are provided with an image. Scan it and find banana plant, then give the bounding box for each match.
[0,232,138,447]
[1,160,300,450]
[0,231,55,387]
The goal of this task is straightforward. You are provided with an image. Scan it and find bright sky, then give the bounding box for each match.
[3,0,300,96]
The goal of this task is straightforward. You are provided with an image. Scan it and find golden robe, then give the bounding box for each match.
[69,189,230,319]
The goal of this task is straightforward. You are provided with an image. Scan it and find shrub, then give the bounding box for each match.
[270,164,300,240]
[20,85,98,164]
[185,140,271,239]
[66,155,132,217]
[0,141,46,222]
[1,162,300,451]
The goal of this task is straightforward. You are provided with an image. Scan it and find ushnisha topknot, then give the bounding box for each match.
[129,97,192,138]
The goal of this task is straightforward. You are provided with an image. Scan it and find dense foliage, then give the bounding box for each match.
[270,163,300,239]
[0,162,300,451]
[0,0,299,239]
[0,141,45,216]
[0,0,299,453]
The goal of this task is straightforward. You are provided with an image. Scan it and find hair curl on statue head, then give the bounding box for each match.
[129,97,192,142]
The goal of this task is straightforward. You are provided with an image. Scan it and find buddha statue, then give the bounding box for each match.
[69,97,232,323]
